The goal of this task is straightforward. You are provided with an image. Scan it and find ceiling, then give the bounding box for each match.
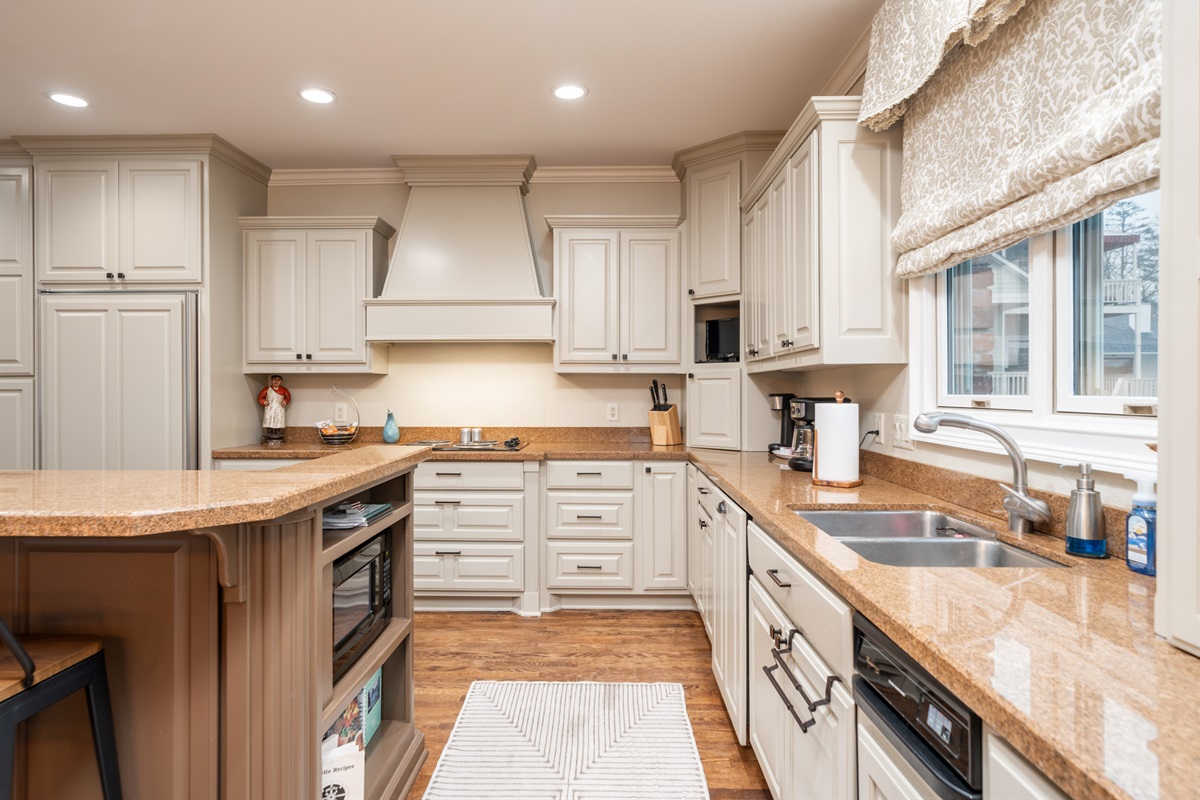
[0,0,882,171]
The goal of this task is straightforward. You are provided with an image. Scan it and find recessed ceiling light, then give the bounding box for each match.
[49,92,89,108]
[553,84,588,100]
[300,88,336,104]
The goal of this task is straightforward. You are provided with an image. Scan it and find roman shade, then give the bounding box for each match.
[857,0,1028,133]
[880,0,1162,278]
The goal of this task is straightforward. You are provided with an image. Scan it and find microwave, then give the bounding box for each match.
[331,530,392,682]
[701,317,740,362]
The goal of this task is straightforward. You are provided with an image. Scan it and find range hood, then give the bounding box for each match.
[365,155,555,342]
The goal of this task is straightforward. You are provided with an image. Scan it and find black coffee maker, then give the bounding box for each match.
[767,393,797,455]
[787,396,849,472]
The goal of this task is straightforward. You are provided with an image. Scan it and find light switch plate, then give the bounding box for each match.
[893,414,914,450]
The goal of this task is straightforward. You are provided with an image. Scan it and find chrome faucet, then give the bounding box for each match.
[912,412,1052,535]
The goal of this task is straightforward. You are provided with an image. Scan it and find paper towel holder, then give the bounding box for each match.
[811,391,864,488]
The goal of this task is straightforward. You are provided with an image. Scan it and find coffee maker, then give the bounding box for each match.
[787,396,849,472]
[767,393,797,455]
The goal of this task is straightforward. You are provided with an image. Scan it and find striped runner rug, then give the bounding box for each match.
[422,680,709,799]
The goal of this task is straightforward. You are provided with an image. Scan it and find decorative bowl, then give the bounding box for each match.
[316,421,358,445]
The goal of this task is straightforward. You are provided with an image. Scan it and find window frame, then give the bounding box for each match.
[910,231,1158,476]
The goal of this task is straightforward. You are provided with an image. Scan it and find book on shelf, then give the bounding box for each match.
[323,667,382,750]
[322,501,393,530]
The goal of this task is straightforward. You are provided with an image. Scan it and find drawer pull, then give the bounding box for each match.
[435,472,462,477]
[434,550,461,556]
[698,519,708,529]
[576,515,603,520]
[766,568,791,588]
[698,487,710,495]
[717,501,727,514]
[576,564,604,570]
[576,472,603,476]
[434,500,461,505]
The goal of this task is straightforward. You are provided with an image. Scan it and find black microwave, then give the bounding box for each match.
[702,317,740,362]
[331,530,392,682]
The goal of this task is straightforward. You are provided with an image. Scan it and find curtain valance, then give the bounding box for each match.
[857,0,1029,132]
[891,0,1161,278]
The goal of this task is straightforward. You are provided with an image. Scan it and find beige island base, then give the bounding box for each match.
[0,446,429,800]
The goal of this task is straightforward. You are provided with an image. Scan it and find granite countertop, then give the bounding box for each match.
[212,439,690,461]
[0,446,430,537]
[687,448,1198,800]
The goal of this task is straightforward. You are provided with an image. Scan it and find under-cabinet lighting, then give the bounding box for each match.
[553,84,588,100]
[300,88,337,104]
[48,92,89,108]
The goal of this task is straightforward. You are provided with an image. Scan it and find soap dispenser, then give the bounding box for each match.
[1061,463,1107,558]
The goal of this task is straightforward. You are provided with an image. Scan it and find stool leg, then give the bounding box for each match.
[0,715,14,800]
[83,655,122,800]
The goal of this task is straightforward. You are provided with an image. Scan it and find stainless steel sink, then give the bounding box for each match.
[794,509,1064,568]
[794,510,995,539]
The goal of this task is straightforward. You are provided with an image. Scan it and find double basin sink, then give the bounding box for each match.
[794,510,1063,569]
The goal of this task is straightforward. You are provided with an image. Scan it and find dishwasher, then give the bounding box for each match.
[853,612,983,800]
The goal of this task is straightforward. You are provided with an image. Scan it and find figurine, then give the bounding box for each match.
[258,375,291,444]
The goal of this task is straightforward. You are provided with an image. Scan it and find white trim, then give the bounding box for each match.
[543,214,681,229]
[531,166,679,184]
[268,168,405,186]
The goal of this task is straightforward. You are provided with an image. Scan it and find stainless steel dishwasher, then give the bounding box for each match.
[853,612,983,800]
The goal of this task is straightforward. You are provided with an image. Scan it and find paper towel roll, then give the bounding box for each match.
[814,402,860,485]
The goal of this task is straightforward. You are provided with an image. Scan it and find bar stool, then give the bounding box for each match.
[0,616,122,800]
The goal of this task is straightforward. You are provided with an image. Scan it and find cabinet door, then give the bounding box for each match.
[686,367,741,450]
[306,229,367,362]
[749,579,793,799]
[712,490,748,744]
[639,462,687,590]
[750,197,772,359]
[557,230,620,363]
[621,229,680,363]
[0,167,34,375]
[786,132,819,351]
[40,294,187,469]
[36,160,119,282]
[857,715,934,800]
[686,466,697,596]
[688,161,741,298]
[767,167,791,356]
[741,210,759,360]
[245,230,307,364]
[0,378,35,469]
[118,160,202,282]
[984,727,1068,800]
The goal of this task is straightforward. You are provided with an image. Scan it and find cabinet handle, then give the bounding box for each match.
[117,272,126,280]
[434,500,461,505]
[295,353,303,360]
[435,550,461,556]
[698,487,710,495]
[699,519,708,528]
[688,288,695,295]
[305,353,312,360]
[576,515,603,520]
[612,353,618,361]
[763,662,817,733]
[687,373,695,379]
[576,471,602,476]
[645,467,652,473]
[621,354,628,360]
[435,472,463,477]
[576,564,603,570]
[106,272,115,279]
[766,568,791,588]
[717,500,727,514]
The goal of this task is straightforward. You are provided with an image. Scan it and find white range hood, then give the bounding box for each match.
[365,155,555,342]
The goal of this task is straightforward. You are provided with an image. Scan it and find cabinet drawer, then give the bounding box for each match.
[546,542,633,589]
[546,492,633,539]
[414,492,524,542]
[415,461,524,490]
[414,543,524,592]
[545,461,633,489]
[748,520,852,679]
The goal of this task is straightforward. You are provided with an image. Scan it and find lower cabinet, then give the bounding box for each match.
[0,378,34,469]
[414,543,524,592]
[984,726,1069,800]
[699,475,748,744]
[857,711,932,800]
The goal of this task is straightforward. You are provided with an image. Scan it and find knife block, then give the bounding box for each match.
[648,404,682,446]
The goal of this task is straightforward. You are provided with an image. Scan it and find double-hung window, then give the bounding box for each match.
[913,191,1159,473]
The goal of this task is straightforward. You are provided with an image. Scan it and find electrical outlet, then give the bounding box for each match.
[893,414,914,450]
[334,403,348,424]
[606,403,619,422]
[871,413,887,447]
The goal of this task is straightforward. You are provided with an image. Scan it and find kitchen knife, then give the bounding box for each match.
[651,380,661,408]
[660,381,669,408]
[650,384,660,408]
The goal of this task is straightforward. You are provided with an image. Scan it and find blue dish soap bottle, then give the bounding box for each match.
[383,409,400,444]
[1122,472,1157,576]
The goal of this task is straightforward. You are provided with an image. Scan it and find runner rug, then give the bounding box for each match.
[422,680,709,799]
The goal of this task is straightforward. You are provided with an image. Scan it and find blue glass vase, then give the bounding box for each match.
[383,409,400,443]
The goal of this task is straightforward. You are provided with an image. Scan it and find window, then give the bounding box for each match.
[912,191,1159,473]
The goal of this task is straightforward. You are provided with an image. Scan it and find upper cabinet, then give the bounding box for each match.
[549,217,682,372]
[741,97,905,371]
[33,157,202,284]
[0,166,34,375]
[242,216,395,374]
[686,161,741,298]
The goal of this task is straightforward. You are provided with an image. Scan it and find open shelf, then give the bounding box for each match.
[321,501,414,565]
[364,719,426,800]
[323,615,413,729]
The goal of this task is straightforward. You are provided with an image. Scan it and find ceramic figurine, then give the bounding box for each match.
[258,375,291,444]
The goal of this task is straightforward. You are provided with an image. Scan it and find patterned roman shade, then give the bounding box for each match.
[879,0,1162,278]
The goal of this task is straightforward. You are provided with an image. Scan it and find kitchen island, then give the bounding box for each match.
[0,445,430,800]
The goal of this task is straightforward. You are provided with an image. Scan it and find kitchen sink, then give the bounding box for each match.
[794,509,1064,568]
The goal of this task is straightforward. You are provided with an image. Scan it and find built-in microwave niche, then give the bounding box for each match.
[693,301,740,364]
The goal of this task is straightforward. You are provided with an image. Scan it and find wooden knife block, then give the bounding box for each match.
[648,404,682,446]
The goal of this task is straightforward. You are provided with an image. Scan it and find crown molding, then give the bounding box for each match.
[531,166,678,184]
[671,131,786,177]
[0,140,31,163]
[239,216,396,237]
[269,168,406,186]
[390,155,536,189]
[11,134,271,183]
[544,214,681,230]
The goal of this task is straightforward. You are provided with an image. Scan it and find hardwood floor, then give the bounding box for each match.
[409,609,770,798]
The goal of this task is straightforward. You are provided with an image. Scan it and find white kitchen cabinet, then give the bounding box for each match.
[741,97,904,372]
[686,160,741,298]
[0,378,35,469]
[686,366,741,450]
[706,480,748,744]
[552,225,682,370]
[692,468,717,639]
[857,712,934,800]
[39,293,192,470]
[34,158,202,284]
[242,217,394,373]
[639,461,687,590]
[984,726,1068,800]
[0,166,33,375]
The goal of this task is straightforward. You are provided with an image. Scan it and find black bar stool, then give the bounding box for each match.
[0,616,122,800]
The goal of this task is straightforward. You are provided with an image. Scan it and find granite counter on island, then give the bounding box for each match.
[0,445,431,800]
